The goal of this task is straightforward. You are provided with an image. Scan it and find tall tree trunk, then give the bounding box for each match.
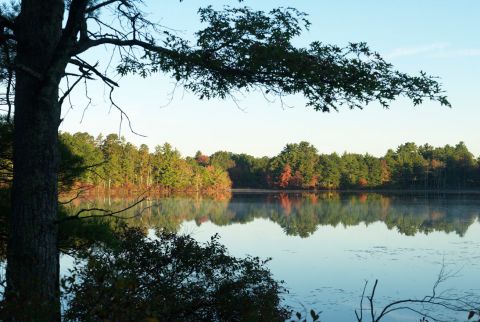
[5,1,64,320]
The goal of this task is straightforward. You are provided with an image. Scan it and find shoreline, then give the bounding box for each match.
[58,185,480,202]
[230,188,480,194]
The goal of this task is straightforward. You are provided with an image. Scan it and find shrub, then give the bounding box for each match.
[62,228,289,322]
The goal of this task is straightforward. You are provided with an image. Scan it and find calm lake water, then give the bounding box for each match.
[67,191,480,321]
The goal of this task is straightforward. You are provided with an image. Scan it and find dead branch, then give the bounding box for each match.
[355,280,368,322]
[58,185,95,205]
[59,74,88,107]
[69,57,119,87]
[56,195,147,224]
[86,0,127,14]
[355,266,480,322]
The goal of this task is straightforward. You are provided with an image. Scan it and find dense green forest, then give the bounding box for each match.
[57,132,232,192]
[53,132,480,191]
[2,123,479,192]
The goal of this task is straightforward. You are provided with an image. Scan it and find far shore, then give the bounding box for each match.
[58,185,480,203]
[230,188,480,194]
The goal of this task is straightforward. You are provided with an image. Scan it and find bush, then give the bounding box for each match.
[62,228,289,322]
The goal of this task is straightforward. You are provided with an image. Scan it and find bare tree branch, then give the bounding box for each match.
[59,74,87,107]
[57,195,148,224]
[58,185,95,205]
[86,0,126,14]
[69,57,119,87]
[75,37,175,57]
[355,280,368,322]
[355,268,480,322]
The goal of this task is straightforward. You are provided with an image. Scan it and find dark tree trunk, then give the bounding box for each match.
[5,1,65,320]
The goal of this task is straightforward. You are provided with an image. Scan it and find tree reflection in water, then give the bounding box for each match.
[64,192,480,238]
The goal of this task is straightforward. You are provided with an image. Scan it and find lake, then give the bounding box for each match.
[66,191,480,321]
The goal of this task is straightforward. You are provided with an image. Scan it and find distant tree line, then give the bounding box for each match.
[58,132,480,191]
[211,141,480,190]
[59,132,231,192]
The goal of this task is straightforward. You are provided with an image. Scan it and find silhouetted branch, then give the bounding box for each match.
[59,74,87,107]
[355,267,480,322]
[58,161,108,186]
[78,77,92,123]
[368,279,378,321]
[59,185,95,205]
[107,85,145,137]
[355,280,369,322]
[69,57,119,87]
[86,0,130,14]
[76,37,176,57]
[57,196,147,224]
[67,56,145,136]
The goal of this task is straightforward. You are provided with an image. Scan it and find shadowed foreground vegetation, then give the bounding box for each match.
[2,227,290,321]
[61,228,289,322]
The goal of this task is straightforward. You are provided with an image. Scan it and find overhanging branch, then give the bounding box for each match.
[69,57,119,87]
[75,37,176,57]
[86,0,127,14]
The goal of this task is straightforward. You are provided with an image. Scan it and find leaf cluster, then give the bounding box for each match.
[118,6,450,112]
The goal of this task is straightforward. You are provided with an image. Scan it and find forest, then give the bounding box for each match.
[42,131,480,192]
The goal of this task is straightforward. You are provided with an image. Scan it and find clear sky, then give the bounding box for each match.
[60,0,480,157]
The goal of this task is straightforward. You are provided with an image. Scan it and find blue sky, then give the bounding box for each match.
[60,0,480,157]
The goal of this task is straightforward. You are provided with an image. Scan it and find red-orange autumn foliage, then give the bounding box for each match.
[358,193,368,203]
[196,154,210,166]
[307,193,318,204]
[278,164,292,188]
[357,177,368,187]
[279,193,292,215]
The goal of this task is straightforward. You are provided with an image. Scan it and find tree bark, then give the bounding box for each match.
[5,1,65,320]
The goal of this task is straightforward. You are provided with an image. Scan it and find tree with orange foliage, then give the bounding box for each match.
[195,151,210,166]
[358,177,368,187]
[278,164,292,188]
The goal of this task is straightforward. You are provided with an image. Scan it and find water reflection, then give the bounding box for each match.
[65,192,480,238]
[58,192,480,321]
